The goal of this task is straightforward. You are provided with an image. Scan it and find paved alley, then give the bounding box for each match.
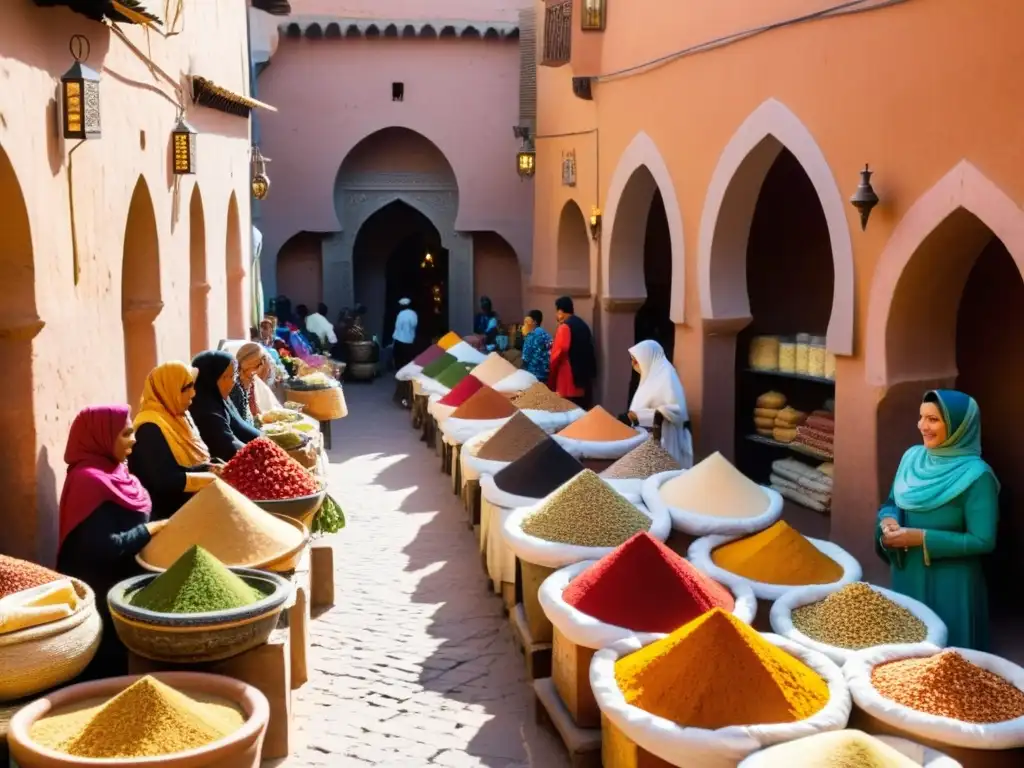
[278,379,570,767]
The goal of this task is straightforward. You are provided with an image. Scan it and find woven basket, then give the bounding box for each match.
[284,386,348,421]
[0,578,102,702]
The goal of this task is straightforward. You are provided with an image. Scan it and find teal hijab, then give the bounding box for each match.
[893,389,998,511]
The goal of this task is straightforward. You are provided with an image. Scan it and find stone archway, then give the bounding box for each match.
[226,192,247,339]
[556,200,590,290]
[189,184,210,355]
[122,176,163,410]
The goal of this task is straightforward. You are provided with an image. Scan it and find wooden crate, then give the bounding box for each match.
[602,714,675,768]
[464,478,481,528]
[552,627,600,729]
[275,546,312,689]
[515,558,556,643]
[510,603,552,680]
[129,631,294,760]
[310,540,335,609]
[534,677,601,768]
[501,581,516,614]
[451,444,463,495]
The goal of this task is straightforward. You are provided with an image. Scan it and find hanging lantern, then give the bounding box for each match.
[850,163,880,231]
[581,0,607,31]
[517,142,536,179]
[589,206,602,240]
[59,35,101,141]
[251,146,271,200]
[171,117,197,175]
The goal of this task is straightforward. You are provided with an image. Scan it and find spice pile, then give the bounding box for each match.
[747,729,920,767]
[0,554,62,599]
[129,545,263,614]
[435,361,476,389]
[260,408,302,425]
[602,439,680,480]
[512,383,579,413]
[222,437,319,500]
[450,385,517,420]
[871,650,1024,723]
[438,374,484,406]
[712,520,844,585]
[520,470,651,547]
[412,345,445,367]
[557,406,639,442]
[791,582,927,649]
[614,608,830,729]
[30,676,245,758]
[471,353,519,386]
[421,353,456,380]
[475,412,548,462]
[493,438,585,498]
[659,451,769,518]
[564,532,734,632]
[436,331,462,349]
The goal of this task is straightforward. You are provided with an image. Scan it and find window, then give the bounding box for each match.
[392,82,404,102]
[541,0,572,67]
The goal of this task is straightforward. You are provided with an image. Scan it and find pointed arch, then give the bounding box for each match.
[189,184,210,355]
[556,199,591,289]
[122,175,163,408]
[226,192,246,338]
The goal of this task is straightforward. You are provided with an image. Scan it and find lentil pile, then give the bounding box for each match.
[0,554,62,599]
[421,353,456,379]
[450,385,517,420]
[438,374,484,406]
[564,531,734,632]
[221,436,319,500]
[601,439,680,480]
[435,361,476,389]
[475,412,548,461]
[711,520,844,585]
[30,675,245,758]
[129,545,263,613]
[614,608,830,729]
[791,582,927,649]
[747,729,920,768]
[558,405,640,441]
[520,470,651,547]
[659,451,770,518]
[411,344,445,367]
[871,650,1024,723]
[471,353,519,386]
[512,383,580,412]
[493,438,585,498]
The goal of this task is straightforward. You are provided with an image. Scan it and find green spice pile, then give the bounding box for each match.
[521,469,652,547]
[312,494,346,534]
[130,545,263,614]
[602,439,680,480]
[791,582,927,649]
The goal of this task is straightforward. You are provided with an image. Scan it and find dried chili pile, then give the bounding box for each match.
[0,554,63,599]
[221,437,319,500]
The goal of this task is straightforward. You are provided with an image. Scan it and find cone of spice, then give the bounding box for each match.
[438,374,485,407]
[602,439,680,480]
[660,451,771,518]
[435,362,476,389]
[711,520,844,586]
[0,554,62,600]
[475,411,549,461]
[564,532,734,632]
[129,545,263,614]
[513,383,580,413]
[791,582,928,649]
[614,608,830,729]
[471,353,519,386]
[520,470,652,547]
[450,385,518,420]
[437,331,461,350]
[412,344,446,367]
[421,353,456,380]
[140,479,305,570]
[493,438,585,498]
[557,406,639,442]
[741,730,922,767]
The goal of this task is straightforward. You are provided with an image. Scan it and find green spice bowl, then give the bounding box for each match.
[107,569,291,664]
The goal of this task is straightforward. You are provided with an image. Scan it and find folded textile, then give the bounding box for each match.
[772,458,833,494]
[794,436,834,460]
[770,478,830,513]
[796,425,835,445]
[770,473,832,507]
[806,414,835,433]
[818,462,834,478]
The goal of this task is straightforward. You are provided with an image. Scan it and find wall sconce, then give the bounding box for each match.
[581,0,607,31]
[589,206,602,240]
[517,142,536,179]
[60,35,101,140]
[171,116,197,175]
[251,146,271,200]
[850,163,879,231]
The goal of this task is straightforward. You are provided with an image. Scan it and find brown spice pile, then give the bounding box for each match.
[476,412,548,461]
[792,582,927,649]
[871,650,1024,723]
[0,554,63,599]
[602,439,680,479]
[558,406,639,441]
[512,383,579,413]
[451,385,518,420]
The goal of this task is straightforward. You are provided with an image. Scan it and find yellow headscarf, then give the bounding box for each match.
[133,361,211,467]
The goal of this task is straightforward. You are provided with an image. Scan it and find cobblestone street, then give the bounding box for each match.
[277,380,569,767]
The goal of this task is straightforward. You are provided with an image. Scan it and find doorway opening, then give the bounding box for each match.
[189,185,209,355]
[122,176,162,410]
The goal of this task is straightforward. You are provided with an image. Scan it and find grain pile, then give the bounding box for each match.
[450,385,517,420]
[493,438,585,498]
[711,520,844,585]
[0,555,62,599]
[520,470,651,547]
[602,439,680,480]
[557,406,639,441]
[420,353,456,380]
[871,650,1024,723]
[129,545,263,614]
[791,582,927,649]
[30,676,245,758]
[746,729,921,767]
[435,362,476,389]
[438,374,484,406]
[471,353,519,386]
[412,345,445,366]
[140,479,304,569]
[436,331,461,350]
[475,412,548,461]
[512,383,579,413]
[659,451,770,518]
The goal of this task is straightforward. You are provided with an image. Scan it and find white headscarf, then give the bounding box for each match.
[628,339,694,468]
[399,298,411,306]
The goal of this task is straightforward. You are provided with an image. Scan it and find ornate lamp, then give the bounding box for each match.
[60,35,101,140]
[850,164,879,231]
[581,0,606,31]
[251,146,271,200]
[589,206,602,240]
[171,117,197,175]
[517,146,536,179]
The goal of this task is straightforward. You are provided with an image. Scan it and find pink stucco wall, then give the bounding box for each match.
[0,1,253,562]
[289,0,521,23]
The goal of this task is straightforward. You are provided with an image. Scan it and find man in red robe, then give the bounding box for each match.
[548,296,597,409]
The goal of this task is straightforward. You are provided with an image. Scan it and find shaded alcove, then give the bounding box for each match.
[122,176,162,411]
[472,231,522,327]
[353,200,448,344]
[225,192,246,338]
[556,200,590,289]
[189,185,210,355]
[276,231,324,308]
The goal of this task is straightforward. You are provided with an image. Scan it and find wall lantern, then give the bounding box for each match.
[589,206,602,240]
[251,146,271,200]
[517,142,536,179]
[850,163,879,231]
[60,35,101,141]
[171,116,198,175]
[581,0,607,31]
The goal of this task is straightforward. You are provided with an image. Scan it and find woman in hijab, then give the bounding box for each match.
[129,362,218,520]
[231,343,269,426]
[623,339,693,468]
[58,405,163,678]
[877,390,1000,650]
[189,350,261,462]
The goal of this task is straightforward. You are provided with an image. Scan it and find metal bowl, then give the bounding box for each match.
[251,485,327,530]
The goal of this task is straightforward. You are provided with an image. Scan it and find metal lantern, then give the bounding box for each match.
[850,163,880,231]
[517,143,536,179]
[171,117,197,175]
[589,206,602,240]
[581,0,606,31]
[251,146,271,200]
[60,35,101,140]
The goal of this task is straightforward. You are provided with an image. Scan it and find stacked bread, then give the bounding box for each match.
[753,391,786,436]
[772,406,807,444]
[794,409,835,459]
[770,457,834,513]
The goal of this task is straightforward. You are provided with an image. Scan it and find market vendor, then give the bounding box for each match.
[876,389,999,650]
[190,350,262,462]
[130,362,218,520]
[58,405,164,678]
[231,342,270,427]
[623,339,693,468]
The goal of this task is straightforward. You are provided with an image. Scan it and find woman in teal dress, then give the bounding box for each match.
[876,389,999,650]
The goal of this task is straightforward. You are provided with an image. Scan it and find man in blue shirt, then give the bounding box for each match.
[521,309,552,382]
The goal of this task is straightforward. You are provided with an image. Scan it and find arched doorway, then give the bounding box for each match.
[352,200,448,344]
[189,185,209,355]
[276,231,324,309]
[557,200,590,289]
[473,231,522,329]
[225,192,246,339]
[122,176,162,410]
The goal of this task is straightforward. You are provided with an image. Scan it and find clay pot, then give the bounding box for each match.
[8,672,269,767]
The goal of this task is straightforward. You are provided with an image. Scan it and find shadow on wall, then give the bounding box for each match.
[122,176,163,410]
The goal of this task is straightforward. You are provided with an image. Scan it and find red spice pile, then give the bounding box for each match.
[222,437,319,500]
[0,554,63,599]
[563,531,735,632]
[438,375,484,407]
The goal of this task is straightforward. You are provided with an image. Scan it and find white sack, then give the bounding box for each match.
[770,582,947,665]
[688,534,862,601]
[591,632,851,768]
[480,472,546,511]
[395,361,421,381]
[462,431,514,479]
[739,733,961,767]
[642,470,784,537]
[417,376,451,398]
[539,559,757,650]
[552,427,648,461]
[446,341,487,363]
[603,477,644,504]
[843,644,1024,750]
[427,394,457,423]
[440,415,514,446]
[491,369,537,394]
[482,495,517,586]
[518,407,586,434]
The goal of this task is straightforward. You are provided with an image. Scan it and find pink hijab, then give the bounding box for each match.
[58,405,152,548]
